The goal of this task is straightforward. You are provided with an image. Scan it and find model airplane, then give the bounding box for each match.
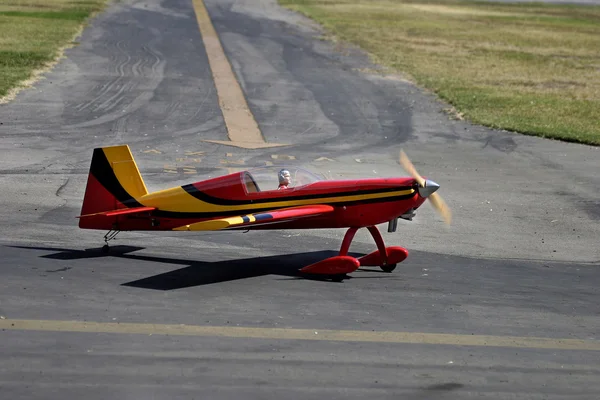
[78,145,450,279]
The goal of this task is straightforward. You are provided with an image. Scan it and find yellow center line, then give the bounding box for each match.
[1,319,599,351]
[191,0,286,149]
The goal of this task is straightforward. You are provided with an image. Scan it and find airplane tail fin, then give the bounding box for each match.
[79,145,148,227]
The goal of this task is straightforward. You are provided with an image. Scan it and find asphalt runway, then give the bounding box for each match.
[1,0,599,398]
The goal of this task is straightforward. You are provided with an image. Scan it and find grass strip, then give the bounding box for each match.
[279,0,600,145]
[0,11,90,21]
[0,0,108,102]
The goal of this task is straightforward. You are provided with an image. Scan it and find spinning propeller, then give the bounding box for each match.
[399,150,452,225]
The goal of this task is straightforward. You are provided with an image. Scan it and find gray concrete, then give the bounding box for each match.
[0,0,599,398]
[1,243,599,399]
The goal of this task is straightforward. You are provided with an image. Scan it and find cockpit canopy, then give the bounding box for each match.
[242,166,325,193]
[186,166,326,200]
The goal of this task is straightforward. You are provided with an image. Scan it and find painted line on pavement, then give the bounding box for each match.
[191,0,286,149]
[1,319,599,351]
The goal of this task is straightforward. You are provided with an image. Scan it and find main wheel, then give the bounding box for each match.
[380,264,397,273]
[101,244,110,254]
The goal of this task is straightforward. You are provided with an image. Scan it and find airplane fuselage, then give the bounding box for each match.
[81,171,426,231]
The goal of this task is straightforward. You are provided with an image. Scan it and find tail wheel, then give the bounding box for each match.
[381,264,397,273]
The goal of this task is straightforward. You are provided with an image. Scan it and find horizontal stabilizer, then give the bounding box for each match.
[78,206,156,218]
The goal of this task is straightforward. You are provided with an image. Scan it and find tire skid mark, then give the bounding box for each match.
[74,40,132,112]
[92,41,145,112]
[131,57,144,77]
[165,100,182,119]
[115,39,131,78]
[72,82,104,111]
[144,42,163,77]
[79,41,130,109]
[64,40,166,129]
[94,43,157,113]
[95,80,136,112]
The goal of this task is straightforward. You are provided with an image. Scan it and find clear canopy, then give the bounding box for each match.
[242,166,325,192]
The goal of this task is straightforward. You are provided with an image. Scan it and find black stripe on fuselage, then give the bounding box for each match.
[91,148,143,208]
[150,192,416,219]
[182,184,414,206]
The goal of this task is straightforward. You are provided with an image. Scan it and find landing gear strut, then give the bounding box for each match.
[300,225,408,277]
[360,226,400,273]
[101,229,120,253]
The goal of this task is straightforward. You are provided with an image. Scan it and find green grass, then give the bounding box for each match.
[0,11,90,21]
[279,0,600,145]
[0,0,107,100]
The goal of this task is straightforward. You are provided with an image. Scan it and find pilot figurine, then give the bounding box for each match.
[278,169,291,189]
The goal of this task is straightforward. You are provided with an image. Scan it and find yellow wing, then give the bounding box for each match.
[173,205,334,231]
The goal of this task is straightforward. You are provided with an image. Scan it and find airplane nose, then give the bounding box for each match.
[417,179,440,198]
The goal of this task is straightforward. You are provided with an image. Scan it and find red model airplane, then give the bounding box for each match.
[79,145,450,279]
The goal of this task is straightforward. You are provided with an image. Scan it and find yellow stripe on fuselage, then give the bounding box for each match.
[137,186,415,213]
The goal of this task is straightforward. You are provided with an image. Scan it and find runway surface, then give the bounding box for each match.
[0,0,599,398]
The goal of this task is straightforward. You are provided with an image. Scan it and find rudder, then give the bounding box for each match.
[79,145,148,224]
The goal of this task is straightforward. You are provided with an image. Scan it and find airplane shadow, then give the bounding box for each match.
[9,245,392,290]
